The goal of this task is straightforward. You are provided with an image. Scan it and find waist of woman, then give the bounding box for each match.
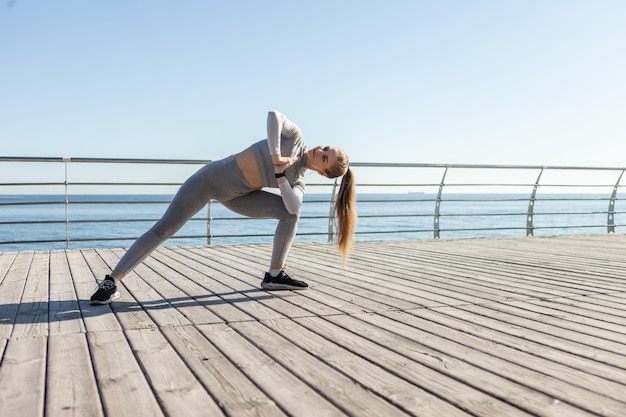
[234,147,263,189]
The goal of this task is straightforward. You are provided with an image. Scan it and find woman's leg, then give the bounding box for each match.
[92,155,256,303]
[221,190,299,268]
[110,155,253,279]
[222,191,306,289]
[111,166,215,278]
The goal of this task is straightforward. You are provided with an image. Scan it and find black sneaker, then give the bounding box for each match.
[261,270,308,290]
[90,275,120,305]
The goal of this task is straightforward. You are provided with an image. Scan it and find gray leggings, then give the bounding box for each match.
[113,155,299,276]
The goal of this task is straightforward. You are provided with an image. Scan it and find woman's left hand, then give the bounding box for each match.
[273,155,300,174]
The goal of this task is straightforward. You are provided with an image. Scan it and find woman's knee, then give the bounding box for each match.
[149,225,172,241]
[278,210,300,223]
[149,217,184,240]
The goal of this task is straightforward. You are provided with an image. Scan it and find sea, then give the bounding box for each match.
[0,193,623,252]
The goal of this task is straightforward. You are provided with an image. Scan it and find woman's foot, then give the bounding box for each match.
[90,275,120,304]
[261,270,308,290]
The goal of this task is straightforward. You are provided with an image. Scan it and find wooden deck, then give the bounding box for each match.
[1,234,625,417]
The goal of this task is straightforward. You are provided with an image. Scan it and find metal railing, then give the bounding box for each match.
[1,156,624,250]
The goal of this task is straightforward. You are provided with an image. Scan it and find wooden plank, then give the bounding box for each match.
[81,249,158,331]
[289,252,519,307]
[124,328,225,417]
[328,304,626,416]
[458,301,626,350]
[355,241,621,297]
[522,297,626,331]
[182,245,316,319]
[553,293,626,319]
[407,306,626,386]
[161,324,288,417]
[353,244,596,299]
[49,250,85,335]
[308,242,551,306]
[232,319,414,417]
[452,235,626,268]
[208,244,393,315]
[239,318,468,417]
[0,338,5,369]
[95,248,197,329]
[0,336,47,417]
[88,330,164,417]
[0,252,18,369]
[12,251,49,339]
[425,304,626,371]
[387,236,626,275]
[65,250,122,333]
[408,238,626,287]
[294,316,536,417]
[197,322,347,417]
[171,246,309,321]
[587,289,626,300]
[133,252,225,325]
[361,310,626,414]
[0,252,17,285]
[223,244,374,316]
[148,247,255,323]
[46,333,104,417]
[0,251,33,339]
[225,244,435,311]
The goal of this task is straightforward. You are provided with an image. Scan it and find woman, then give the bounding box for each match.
[90,110,356,304]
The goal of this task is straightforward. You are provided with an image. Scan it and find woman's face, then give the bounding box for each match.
[308,145,339,177]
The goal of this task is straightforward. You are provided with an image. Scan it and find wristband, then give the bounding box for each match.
[274,172,286,178]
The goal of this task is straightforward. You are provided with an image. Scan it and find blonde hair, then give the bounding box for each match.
[325,149,357,261]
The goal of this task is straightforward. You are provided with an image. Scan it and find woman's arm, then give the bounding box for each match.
[274,159,304,214]
[267,110,301,166]
[277,179,304,214]
[268,110,304,213]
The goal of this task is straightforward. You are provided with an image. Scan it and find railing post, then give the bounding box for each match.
[206,199,212,245]
[607,169,624,233]
[63,157,70,249]
[527,167,543,236]
[327,178,339,242]
[434,167,448,239]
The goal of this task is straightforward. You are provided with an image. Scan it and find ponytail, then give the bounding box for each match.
[335,168,357,262]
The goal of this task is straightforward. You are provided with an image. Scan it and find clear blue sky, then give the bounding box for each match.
[1,0,625,167]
